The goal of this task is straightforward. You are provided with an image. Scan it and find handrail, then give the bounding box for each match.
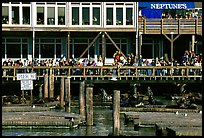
[138,18,202,34]
[2,66,202,80]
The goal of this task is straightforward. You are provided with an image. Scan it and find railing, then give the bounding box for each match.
[138,18,202,34]
[2,66,202,81]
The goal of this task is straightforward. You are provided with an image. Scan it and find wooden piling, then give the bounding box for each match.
[113,90,120,136]
[79,81,85,119]
[22,90,25,104]
[49,74,55,98]
[60,77,65,108]
[30,90,33,105]
[86,84,93,126]
[44,74,49,99]
[65,77,71,112]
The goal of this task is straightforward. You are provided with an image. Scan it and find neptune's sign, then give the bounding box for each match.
[150,3,187,9]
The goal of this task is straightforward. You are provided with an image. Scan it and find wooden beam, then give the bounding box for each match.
[104,32,127,59]
[78,32,101,60]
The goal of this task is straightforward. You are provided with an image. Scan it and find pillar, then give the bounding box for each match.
[86,84,94,126]
[65,77,71,112]
[60,77,65,108]
[79,81,85,119]
[192,35,195,52]
[113,90,120,136]
[44,74,48,99]
[49,74,54,98]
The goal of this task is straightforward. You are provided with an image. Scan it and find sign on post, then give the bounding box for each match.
[21,80,33,90]
[17,73,36,90]
[17,73,36,80]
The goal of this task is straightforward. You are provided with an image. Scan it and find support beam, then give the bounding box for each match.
[192,35,195,52]
[102,32,105,63]
[65,77,71,112]
[79,81,85,119]
[67,31,70,61]
[139,32,142,58]
[60,77,65,108]
[105,32,127,59]
[79,32,102,60]
[113,90,120,136]
[86,84,94,126]
[163,34,181,59]
[44,74,48,99]
[49,74,54,99]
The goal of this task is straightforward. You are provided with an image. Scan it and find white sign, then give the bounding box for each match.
[20,80,33,90]
[17,73,36,80]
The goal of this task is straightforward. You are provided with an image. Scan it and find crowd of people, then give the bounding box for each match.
[2,50,202,77]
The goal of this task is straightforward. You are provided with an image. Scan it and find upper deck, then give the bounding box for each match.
[2,19,202,35]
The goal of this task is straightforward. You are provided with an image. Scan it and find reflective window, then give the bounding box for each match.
[12,6,19,24]
[106,8,113,25]
[105,2,134,26]
[126,8,133,25]
[58,7,65,25]
[7,44,20,58]
[22,7,30,24]
[93,7,100,25]
[47,7,55,25]
[37,7,44,25]
[72,7,79,25]
[82,7,90,25]
[41,44,54,58]
[116,8,123,25]
[2,6,9,24]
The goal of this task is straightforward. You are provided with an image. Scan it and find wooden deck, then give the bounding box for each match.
[2,19,202,35]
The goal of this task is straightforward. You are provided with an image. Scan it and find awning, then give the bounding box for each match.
[139,2,195,9]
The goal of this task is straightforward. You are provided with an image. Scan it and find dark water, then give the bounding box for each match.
[2,108,156,136]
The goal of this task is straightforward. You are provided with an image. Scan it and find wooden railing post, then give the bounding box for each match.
[161,19,163,34]
[195,19,198,34]
[143,19,146,34]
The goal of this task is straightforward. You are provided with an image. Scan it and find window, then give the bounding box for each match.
[22,7,30,24]
[126,8,133,25]
[82,7,90,25]
[41,44,54,58]
[72,7,79,25]
[37,7,44,25]
[58,7,65,25]
[107,8,113,25]
[105,2,134,26]
[93,7,100,25]
[2,6,9,24]
[22,44,28,58]
[35,38,62,59]
[116,8,123,25]
[12,6,19,24]
[7,44,21,58]
[47,7,55,25]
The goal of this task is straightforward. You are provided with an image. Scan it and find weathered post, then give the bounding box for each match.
[49,74,55,99]
[22,90,25,104]
[86,84,94,126]
[30,90,33,105]
[79,81,85,119]
[65,77,71,112]
[113,90,120,136]
[44,74,49,99]
[60,77,65,108]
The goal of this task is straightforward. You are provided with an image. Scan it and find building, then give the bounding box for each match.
[2,2,202,64]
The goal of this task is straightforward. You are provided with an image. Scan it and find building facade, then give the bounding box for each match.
[2,2,202,64]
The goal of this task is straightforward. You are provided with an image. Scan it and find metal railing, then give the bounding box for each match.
[2,66,202,81]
